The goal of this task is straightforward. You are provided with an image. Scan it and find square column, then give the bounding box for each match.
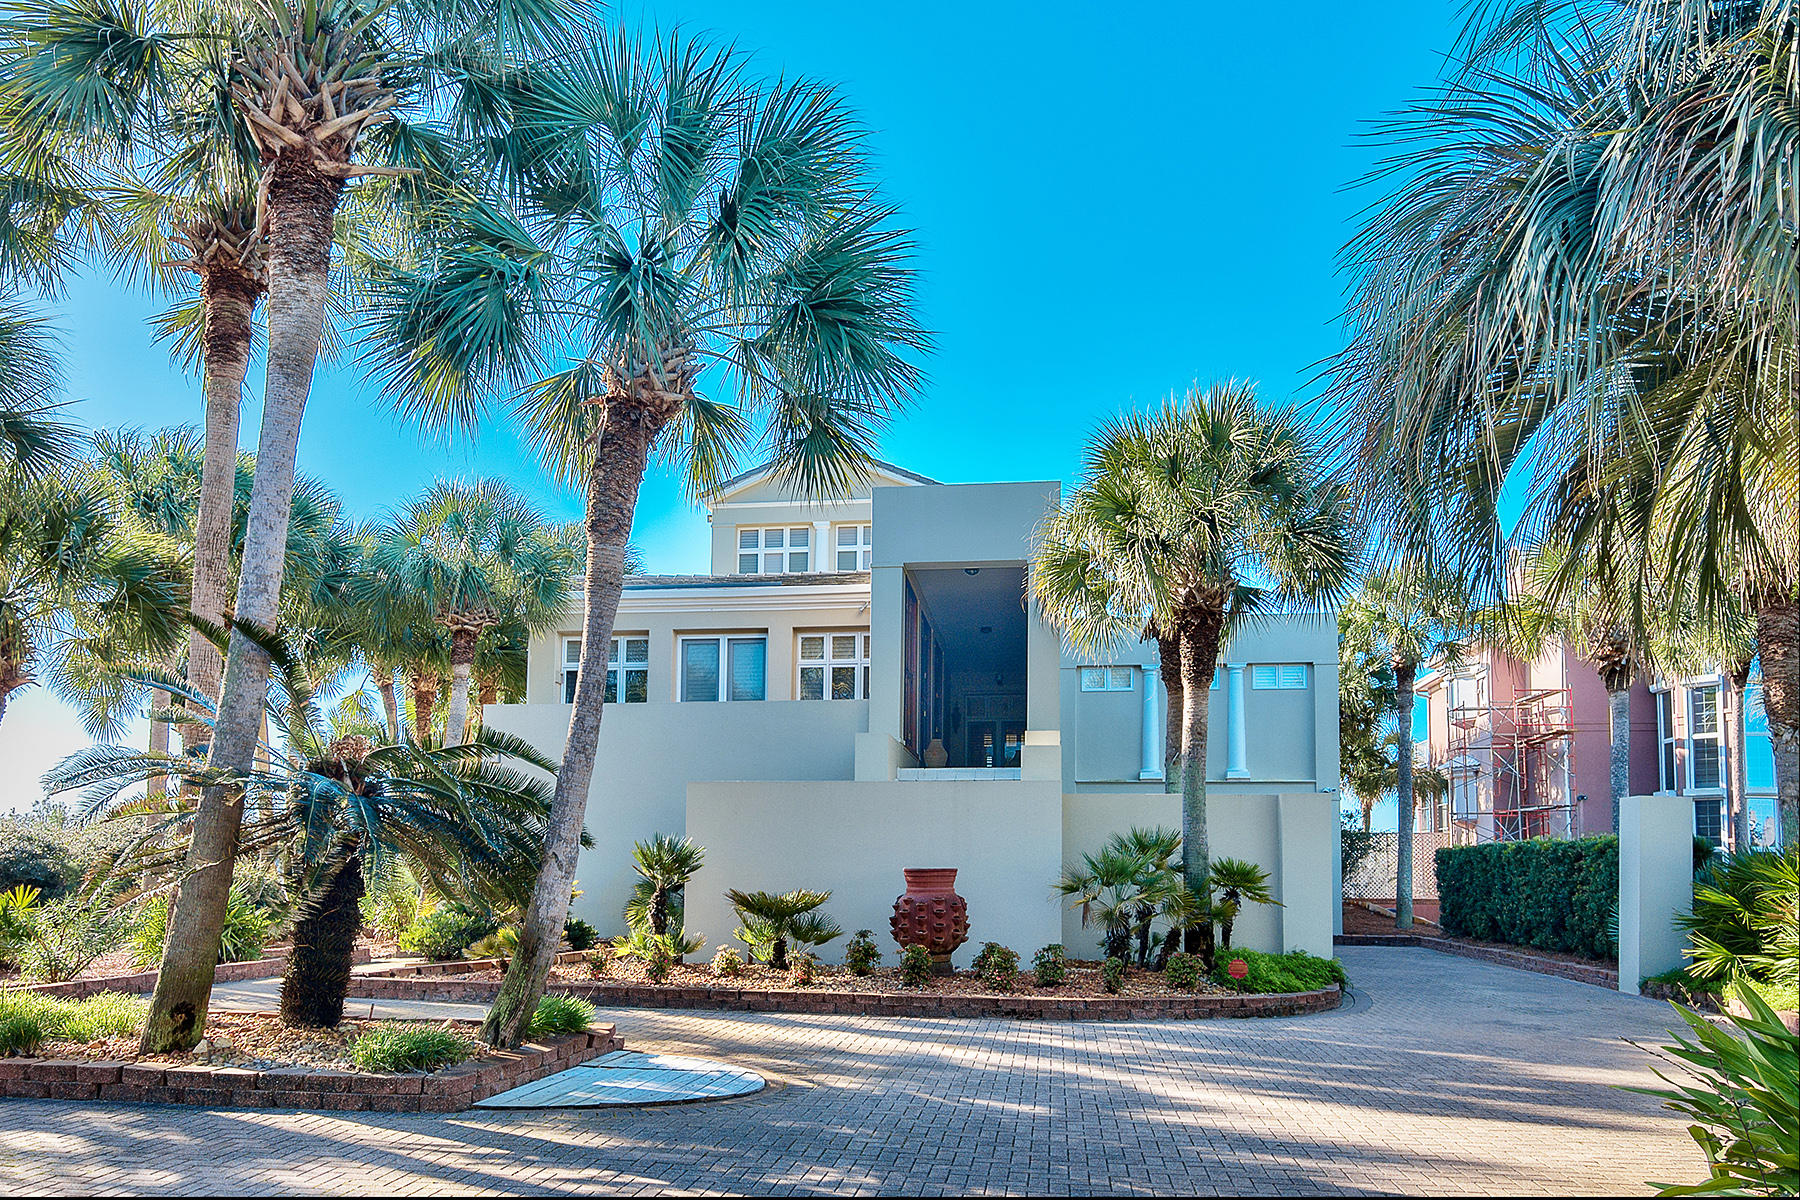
[1619,793,1695,994]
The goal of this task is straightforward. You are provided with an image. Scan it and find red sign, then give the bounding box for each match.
[1227,958,1249,981]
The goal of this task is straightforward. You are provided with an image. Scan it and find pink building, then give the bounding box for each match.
[1417,643,1778,849]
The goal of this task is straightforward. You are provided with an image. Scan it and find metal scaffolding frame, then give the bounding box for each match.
[1441,687,1579,844]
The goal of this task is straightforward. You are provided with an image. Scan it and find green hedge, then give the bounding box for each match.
[1435,836,1618,960]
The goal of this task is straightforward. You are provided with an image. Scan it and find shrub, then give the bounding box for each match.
[1212,949,1347,994]
[0,990,56,1056]
[710,945,744,978]
[618,932,680,982]
[584,947,611,979]
[1679,847,1799,992]
[1100,956,1125,994]
[530,994,596,1036]
[0,990,146,1054]
[469,926,522,961]
[398,904,495,961]
[17,898,124,983]
[563,918,599,952]
[349,1026,472,1073]
[57,991,146,1041]
[0,884,40,967]
[362,873,424,942]
[129,885,272,972]
[0,819,78,900]
[1625,990,1798,1196]
[1436,835,1619,959]
[898,944,932,987]
[1032,944,1067,987]
[1164,953,1203,990]
[844,929,881,976]
[977,944,1019,992]
[789,951,818,986]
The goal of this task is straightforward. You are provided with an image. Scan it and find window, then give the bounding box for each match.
[835,524,873,572]
[798,631,870,700]
[562,636,648,704]
[1446,673,1480,712]
[1657,690,1678,792]
[1251,664,1308,690]
[736,527,810,574]
[1689,684,1723,791]
[679,636,766,702]
[1079,666,1135,692]
[1746,678,1775,794]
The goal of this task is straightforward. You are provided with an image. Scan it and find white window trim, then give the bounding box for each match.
[678,634,768,702]
[1078,666,1136,692]
[796,629,871,700]
[1251,663,1309,690]
[562,635,648,704]
[833,523,873,572]
[736,526,812,575]
[1686,679,1726,794]
[1653,686,1678,794]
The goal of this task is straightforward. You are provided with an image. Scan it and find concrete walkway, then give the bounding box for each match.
[1,947,1700,1195]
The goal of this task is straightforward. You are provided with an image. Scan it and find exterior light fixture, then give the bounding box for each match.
[963,567,980,576]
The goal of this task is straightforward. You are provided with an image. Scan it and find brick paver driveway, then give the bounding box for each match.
[1,947,1698,1196]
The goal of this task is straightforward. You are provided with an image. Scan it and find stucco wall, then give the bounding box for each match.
[1062,792,1337,960]
[686,779,1066,966]
[484,699,868,934]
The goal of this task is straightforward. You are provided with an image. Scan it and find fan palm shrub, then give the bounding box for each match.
[724,888,842,971]
[1036,386,1360,953]
[1057,833,1177,965]
[1678,847,1800,1004]
[623,833,704,942]
[1207,857,1279,952]
[360,27,928,1045]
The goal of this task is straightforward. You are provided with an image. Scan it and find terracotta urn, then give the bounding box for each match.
[890,868,969,975]
[922,738,949,769]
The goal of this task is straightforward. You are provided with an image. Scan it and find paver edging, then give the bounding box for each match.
[1335,933,1619,988]
[0,1022,621,1111]
[346,969,1342,1020]
[9,947,375,999]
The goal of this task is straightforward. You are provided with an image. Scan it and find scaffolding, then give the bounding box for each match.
[1442,687,1579,844]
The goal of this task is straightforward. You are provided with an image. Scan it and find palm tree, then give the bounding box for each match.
[361,29,929,1046]
[45,666,562,1028]
[1340,567,1469,929]
[723,888,842,972]
[623,833,704,940]
[1333,2,1798,844]
[1033,383,1360,955]
[1207,857,1279,952]
[1057,840,1170,965]
[365,480,576,743]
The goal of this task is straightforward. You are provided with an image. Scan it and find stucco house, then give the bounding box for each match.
[487,463,1343,963]
[1417,644,1778,849]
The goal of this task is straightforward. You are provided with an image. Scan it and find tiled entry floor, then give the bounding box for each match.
[473,1050,765,1109]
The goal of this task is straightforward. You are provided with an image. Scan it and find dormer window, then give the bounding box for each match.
[738,527,810,574]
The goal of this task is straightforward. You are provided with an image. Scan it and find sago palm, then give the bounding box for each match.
[360,28,929,1045]
[1033,382,1359,955]
[724,888,841,971]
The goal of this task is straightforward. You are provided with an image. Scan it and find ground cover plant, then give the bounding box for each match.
[1211,950,1347,994]
[529,994,595,1037]
[348,1026,474,1074]
[0,990,147,1055]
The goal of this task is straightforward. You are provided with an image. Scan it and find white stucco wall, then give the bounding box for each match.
[484,699,868,934]
[686,779,1066,967]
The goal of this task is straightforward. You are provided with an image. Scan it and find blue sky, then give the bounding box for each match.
[1,1,1469,812]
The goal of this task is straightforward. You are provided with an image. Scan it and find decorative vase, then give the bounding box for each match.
[922,738,949,769]
[890,868,969,975]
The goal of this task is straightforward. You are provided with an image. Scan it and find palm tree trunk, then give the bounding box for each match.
[1607,686,1631,835]
[1360,793,1374,832]
[279,850,365,1028]
[410,673,437,743]
[1394,658,1417,930]
[444,628,477,744]
[377,671,400,741]
[1754,591,1798,847]
[147,689,170,804]
[142,148,343,1054]
[1177,605,1224,961]
[187,263,260,740]
[1157,629,1182,792]
[482,398,667,1048]
[1728,659,1752,851]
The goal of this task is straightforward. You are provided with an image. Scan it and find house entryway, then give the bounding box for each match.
[902,565,1028,769]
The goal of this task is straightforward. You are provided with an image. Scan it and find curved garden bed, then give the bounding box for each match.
[350,967,1343,1021]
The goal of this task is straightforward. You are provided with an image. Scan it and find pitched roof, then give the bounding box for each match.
[705,458,938,502]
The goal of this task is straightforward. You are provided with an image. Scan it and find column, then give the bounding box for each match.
[1618,793,1695,994]
[1226,663,1250,779]
[1138,668,1162,781]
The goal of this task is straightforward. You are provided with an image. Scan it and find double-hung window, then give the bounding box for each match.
[562,636,648,704]
[680,635,766,702]
[1688,683,1724,791]
[797,631,869,700]
[1251,664,1308,689]
[834,524,872,572]
[1656,690,1678,792]
[737,527,810,574]
[1078,666,1134,692]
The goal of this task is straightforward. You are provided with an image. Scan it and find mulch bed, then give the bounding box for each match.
[35,1012,471,1072]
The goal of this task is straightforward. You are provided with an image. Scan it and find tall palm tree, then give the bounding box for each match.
[1333,2,1798,844]
[365,479,576,742]
[360,29,929,1045]
[1339,566,1469,929]
[1033,383,1360,955]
